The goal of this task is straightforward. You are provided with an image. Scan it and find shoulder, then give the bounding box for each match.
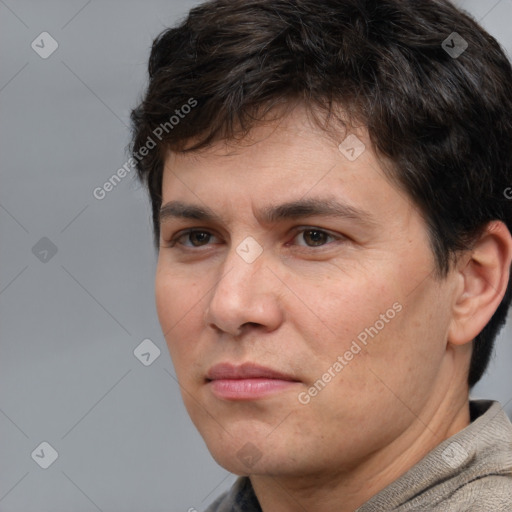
[433,474,512,512]
[389,474,512,512]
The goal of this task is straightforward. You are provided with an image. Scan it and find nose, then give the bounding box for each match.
[203,241,284,338]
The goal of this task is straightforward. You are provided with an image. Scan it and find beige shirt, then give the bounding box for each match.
[205,400,512,511]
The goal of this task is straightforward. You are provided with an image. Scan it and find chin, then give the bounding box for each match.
[208,448,280,476]
[204,432,310,478]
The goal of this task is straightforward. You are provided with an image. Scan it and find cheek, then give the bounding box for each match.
[154,267,201,357]
[306,266,435,373]
[356,283,450,397]
[155,269,176,332]
[313,276,398,348]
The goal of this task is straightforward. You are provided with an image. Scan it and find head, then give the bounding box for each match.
[130,0,512,477]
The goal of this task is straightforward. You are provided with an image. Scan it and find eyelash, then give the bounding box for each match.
[165,227,344,251]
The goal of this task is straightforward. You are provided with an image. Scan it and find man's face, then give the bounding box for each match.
[155,105,459,477]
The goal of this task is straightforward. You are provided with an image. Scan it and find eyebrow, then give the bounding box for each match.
[159,197,377,228]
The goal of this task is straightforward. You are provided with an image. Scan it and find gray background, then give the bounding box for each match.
[1,0,511,510]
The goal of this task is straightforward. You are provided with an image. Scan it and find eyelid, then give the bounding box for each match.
[288,226,343,247]
[167,226,344,249]
[167,228,221,247]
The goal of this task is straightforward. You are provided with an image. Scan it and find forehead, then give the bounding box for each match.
[163,103,367,172]
[159,104,414,227]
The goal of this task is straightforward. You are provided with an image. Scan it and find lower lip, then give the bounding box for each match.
[208,378,299,400]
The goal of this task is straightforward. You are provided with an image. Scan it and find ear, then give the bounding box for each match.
[448,221,512,346]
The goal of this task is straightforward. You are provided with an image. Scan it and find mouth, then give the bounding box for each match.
[205,362,301,400]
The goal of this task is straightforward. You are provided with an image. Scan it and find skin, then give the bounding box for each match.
[154,104,512,511]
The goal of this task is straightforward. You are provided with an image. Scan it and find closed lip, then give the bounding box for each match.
[206,362,299,382]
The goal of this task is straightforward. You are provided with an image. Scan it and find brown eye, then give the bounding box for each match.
[301,229,330,246]
[170,230,218,248]
[291,228,337,248]
[187,231,212,246]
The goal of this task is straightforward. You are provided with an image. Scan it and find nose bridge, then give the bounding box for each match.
[205,235,278,334]
[214,235,267,302]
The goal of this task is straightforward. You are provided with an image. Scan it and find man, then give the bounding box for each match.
[130,0,512,510]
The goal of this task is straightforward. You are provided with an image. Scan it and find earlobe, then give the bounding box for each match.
[448,221,512,346]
